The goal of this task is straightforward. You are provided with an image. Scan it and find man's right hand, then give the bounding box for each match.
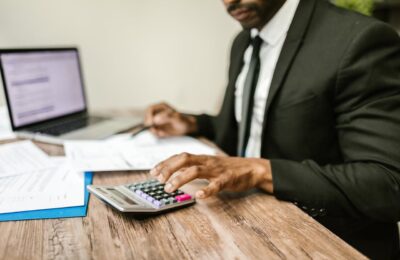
[144,102,198,137]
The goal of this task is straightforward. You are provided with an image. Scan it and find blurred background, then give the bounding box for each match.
[0,0,239,115]
[0,0,399,115]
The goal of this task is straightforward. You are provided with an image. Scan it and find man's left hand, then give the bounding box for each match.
[150,153,274,199]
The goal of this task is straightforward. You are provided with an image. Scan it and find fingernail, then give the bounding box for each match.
[196,190,205,199]
[165,183,173,193]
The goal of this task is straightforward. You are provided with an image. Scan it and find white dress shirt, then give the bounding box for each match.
[235,0,300,158]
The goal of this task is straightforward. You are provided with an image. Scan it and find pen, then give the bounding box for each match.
[130,124,154,138]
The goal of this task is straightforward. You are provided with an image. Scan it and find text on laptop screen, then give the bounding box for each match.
[1,50,86,128]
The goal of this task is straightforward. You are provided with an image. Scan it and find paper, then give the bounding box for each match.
[0,140,55,177]
[0,158,85,214]
[65,130,216,171]
[64,141,134,172]
[0,106,15,141]
[122,132,217,169]
[0,172,92,222]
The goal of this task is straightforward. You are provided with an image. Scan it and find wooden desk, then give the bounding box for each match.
[0,139,366,259]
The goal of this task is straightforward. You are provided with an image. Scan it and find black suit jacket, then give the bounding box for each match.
[194,0,400,258]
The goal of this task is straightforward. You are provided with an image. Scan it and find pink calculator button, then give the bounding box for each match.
[175,194,192,202]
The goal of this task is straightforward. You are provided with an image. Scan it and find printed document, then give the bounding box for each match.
[0,141,55,177]
[65,131,216,171]
[0,158,84,214]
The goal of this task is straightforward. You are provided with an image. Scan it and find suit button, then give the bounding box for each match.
[310,208,319,217]
[319,208,327,216]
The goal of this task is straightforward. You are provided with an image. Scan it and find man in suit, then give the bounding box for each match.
[145,0,400,258]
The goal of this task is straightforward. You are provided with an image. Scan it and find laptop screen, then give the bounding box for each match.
[0,49,86,128]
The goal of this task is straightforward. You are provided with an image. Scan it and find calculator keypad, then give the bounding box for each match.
[127,180,192,208]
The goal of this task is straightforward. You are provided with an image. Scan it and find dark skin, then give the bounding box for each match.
[145,0,285,198]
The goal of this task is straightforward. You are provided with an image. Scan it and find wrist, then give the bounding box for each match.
[254,159,274,194]
[185,115,198,135]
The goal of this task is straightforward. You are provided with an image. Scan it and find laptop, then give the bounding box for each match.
[0,47,141,144]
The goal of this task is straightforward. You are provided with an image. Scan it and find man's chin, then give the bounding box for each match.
[238,17,262,30]
[240,22,259,30]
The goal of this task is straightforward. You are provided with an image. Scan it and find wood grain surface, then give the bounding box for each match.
[0,139,367,260]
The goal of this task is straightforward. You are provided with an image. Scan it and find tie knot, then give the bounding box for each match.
[251,36,263,50]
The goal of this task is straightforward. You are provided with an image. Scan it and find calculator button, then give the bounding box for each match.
[146,196,155,203]
[163,198,171,205]
[153,200,162,207]
[175,194,192,202]
[175,190,184,195]
[135,190,143,196]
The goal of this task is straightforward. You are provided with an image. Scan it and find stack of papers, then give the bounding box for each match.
[0,157,84,214]
[0,141,55,177]
[0,140,89,220]
[65,130,217,172]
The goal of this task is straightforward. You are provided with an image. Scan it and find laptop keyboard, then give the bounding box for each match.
[34,116,105,136]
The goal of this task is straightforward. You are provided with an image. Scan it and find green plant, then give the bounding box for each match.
[334,0,374,16]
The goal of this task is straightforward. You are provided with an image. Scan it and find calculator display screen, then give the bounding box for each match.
[107,188,137,205]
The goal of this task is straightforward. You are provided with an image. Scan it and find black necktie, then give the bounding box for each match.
[238,36,263,157]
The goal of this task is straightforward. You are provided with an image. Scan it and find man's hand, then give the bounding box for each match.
[150,153,274,199]
[144,102,198,137]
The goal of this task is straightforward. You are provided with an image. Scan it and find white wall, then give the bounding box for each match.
[0,0,240,115]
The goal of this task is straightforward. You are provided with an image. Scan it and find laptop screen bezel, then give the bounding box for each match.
[0,47,89,131]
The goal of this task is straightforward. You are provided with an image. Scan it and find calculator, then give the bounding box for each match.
[87,179,195,214]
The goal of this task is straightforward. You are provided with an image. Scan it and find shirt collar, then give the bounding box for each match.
[251,0,300,46]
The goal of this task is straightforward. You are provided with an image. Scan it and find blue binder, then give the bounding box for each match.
[0,172,93,222]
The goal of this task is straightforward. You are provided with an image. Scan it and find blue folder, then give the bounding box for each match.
[0,172,93,222]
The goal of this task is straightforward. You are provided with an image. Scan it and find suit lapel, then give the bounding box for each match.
[261,0,317,139]
[225,31,251,122]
